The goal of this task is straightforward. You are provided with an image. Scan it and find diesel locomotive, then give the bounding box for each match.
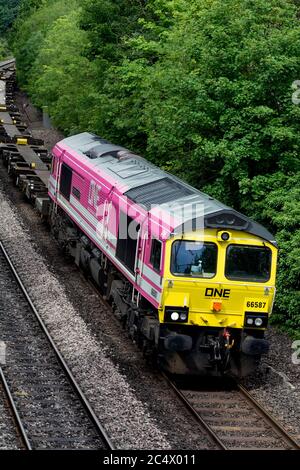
[48,133,278,376]
[0,60,278,376]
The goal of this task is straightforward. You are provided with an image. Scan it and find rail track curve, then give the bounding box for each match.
[0,240,114,450]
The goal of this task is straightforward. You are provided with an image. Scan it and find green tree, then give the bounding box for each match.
[0,0,20,34]
[242,172,300,331]
[12,0,77,85]
[82,0,300,328]
[80,0,148,64]
[79,0,182,147]
[27,10,97,134]
[0,39,9,60]
[139,1,300,190]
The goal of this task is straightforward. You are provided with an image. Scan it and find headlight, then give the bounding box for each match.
[171,312,179,321]
[244,312,268,328]
[180,312,188,321]
[164,307,189,323]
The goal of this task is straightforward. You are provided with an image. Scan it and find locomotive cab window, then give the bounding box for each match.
[150,239,162,272]
[51,156,56,175]
[171,241,217,278]
[225,244,271,282]
[59,163,73,201]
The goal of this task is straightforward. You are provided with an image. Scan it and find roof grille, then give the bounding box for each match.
[125,177,193,210]
[84,143,125,159]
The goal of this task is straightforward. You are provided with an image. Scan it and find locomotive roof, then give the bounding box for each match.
[58,132,277,246]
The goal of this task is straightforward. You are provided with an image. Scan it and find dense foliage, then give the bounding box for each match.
[0,0,20,59]
[0,39,9,60]
[5,0,300,334]
[0,0,20,35]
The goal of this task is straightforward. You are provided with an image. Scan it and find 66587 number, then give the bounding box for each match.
[246,301,266,309]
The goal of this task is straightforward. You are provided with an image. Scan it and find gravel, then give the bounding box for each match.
[0,249,107,450]
[241,328,300,444]
[0,384,21,450]
[0,192,173,449]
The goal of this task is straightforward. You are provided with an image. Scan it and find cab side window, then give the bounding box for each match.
[150,239,162,272]
[51,156,56,175]
[60,163,73,201]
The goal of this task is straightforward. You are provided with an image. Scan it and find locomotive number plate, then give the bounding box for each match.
[244,298,269,312]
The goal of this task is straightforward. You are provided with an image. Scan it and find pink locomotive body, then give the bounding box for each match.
[48,133,178,310]
[48,133,277,376]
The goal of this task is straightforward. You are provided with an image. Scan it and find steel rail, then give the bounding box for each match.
[0,240,114,450]
[163,372,300,451]
[161,372,227,449]
[237,383,300,450]
[0,367,32,449]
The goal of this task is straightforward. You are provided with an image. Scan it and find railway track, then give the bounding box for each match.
[0,372,26,449]
[0,367,29,449]
[0,58,15,71]
[87,273,300,451]
[163,373,300,450]
[0,240,114,450]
